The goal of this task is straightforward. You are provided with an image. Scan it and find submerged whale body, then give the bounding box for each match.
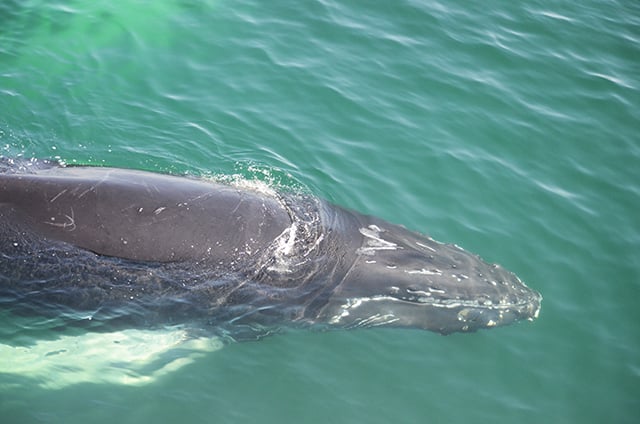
[0,157,541,339]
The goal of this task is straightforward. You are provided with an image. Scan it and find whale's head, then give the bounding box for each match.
[318,221,541,334]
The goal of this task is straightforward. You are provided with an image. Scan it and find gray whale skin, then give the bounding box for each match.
[0,158,541,339]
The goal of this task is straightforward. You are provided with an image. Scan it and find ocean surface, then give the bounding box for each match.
[1,0,638,423]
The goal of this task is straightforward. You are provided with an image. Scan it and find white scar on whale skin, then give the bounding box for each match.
[404,268,442,276]
[44,207,76,231]
[49,189,68,203]
[415,241,436,252]
[356,225,400,255]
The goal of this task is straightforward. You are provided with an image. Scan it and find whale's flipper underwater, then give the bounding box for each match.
[0,157,541,341]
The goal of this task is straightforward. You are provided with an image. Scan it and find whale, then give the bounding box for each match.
[0,157,541,339]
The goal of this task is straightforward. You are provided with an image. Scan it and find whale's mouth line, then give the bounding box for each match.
[391,294,541,310]
[327,293,542,329]
[351,294,540,311]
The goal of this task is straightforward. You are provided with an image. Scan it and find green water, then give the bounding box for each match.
[1,0,639,422]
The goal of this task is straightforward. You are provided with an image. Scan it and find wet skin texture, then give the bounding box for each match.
[0,158,541,338]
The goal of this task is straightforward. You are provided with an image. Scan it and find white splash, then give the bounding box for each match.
[210,172,280,199]
[267,223,298,273]
[329,296,401,324]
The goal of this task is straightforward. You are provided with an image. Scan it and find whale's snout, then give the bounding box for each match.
[318,218,542,334]
[444,271,542,333]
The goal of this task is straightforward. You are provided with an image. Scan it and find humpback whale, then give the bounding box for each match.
[0,157,541,339]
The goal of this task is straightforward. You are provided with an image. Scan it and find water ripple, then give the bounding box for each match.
[1,0,639,422]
